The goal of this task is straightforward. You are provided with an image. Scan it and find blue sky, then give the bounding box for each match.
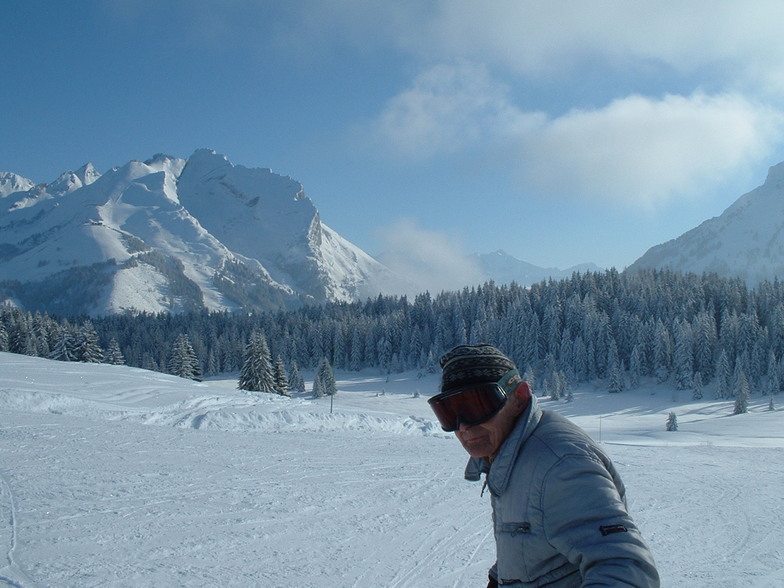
[4,1,784,279]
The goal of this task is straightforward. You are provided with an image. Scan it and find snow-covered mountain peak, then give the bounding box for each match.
[77,162,101,185]
[47,162,103,197]
[143,153,187,177]
[0,172,35,198]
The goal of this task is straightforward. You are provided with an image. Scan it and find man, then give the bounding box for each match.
[429,344,660,587]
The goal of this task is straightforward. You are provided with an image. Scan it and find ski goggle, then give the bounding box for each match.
[428,370,518,432]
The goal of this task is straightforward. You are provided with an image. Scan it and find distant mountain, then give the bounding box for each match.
[0,172,36,197]
[0,149,409,316]
[629,162,784,285]
[471,250,601,286]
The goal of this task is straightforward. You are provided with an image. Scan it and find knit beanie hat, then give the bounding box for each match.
[439,344,517,393]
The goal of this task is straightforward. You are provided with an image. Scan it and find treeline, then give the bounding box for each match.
[1,269,783,403]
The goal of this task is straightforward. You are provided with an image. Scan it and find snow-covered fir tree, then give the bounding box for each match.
[273,356,289,396]
[715,350,732,399]
[312,375,324,398]
[692,371,703,400]
[0,321,8,352]
[628,344,642,390]
[168,334,201,380]
[104,338,125,365]
[49,322,76,362]
[316,356,337,396]
[238,329,275,393]
[673,320,694,390]
[288,360,306,395]
[74,320,103,363]
[550,370,567,400]
[733,364,750,415]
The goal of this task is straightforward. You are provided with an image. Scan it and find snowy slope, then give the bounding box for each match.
[1,351,783,587]
[630,162,784,284]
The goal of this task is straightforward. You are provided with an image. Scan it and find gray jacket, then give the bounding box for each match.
[465,396,660,587]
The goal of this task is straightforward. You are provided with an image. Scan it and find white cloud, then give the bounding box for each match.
[518,92,784,208]
[411,1,784,91]
[371,62,544,159]
[371,63,783,209]
[374,219,485,295]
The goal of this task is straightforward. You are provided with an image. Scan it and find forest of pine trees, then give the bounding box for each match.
[2,268,784,406]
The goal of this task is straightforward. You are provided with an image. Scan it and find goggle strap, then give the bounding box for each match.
[497,369,520,391]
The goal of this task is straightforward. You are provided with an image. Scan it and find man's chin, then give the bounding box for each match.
[461,440,494,458]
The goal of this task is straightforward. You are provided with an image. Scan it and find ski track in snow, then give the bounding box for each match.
[1,353,784,587]
[0,461,34,588]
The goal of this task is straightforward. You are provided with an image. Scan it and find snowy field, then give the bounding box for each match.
[1,351,783,587]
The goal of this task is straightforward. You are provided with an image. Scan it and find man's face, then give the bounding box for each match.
[455,383,527,458]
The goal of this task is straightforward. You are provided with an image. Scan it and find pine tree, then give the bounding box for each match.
[692,371,703,400]
[312,375,324,398]
[168,334,201,380]
[75,320,104,363]
[673,321,694,390]
[666,412,678,431]
[554,370,568,400]
[766,369,780,397]
[607,361,625,394]
[105,338,125,365]
[0,321,8,352]
[628,344,642,390]
[316,356,337,396]
[653,321,672,383]
[693,311,717,379]
[49,323,76,362]
[715,350,732,399]
[273,356,289,396]
[733,364,750,415]
[606,340,624,393]
[288,360,306,395]
[238,330,275,393]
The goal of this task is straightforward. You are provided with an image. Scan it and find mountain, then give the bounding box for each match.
[0,172,36,197]
[471,250,601,285]
[0,149,407,316]
[629,162,784,285]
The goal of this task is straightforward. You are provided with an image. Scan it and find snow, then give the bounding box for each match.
[1,352,783,587]
[100,264,170,315]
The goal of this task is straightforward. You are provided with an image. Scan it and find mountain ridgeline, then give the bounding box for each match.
[0,150,409,316]
[3,150,784,318]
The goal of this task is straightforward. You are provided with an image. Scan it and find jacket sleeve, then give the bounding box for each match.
[541,454,660,587]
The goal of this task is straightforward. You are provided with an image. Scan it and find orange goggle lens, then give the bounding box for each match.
[428,384,507,432]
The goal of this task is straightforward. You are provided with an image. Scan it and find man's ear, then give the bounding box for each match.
[515,380,532,403]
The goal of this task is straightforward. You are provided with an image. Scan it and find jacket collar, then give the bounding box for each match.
[482,395,542,496]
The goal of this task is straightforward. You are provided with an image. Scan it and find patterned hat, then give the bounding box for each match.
[439,344,517,392]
